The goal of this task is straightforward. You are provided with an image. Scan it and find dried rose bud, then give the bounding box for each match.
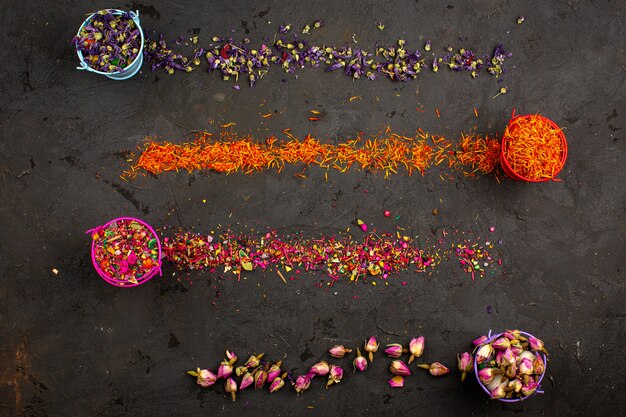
[508,378,522,393]
[364,337,379,362]
[254,369,268,389]
[492,336,511,350]
[266,361,283,383]
[408,336,424,363]
[533,355,545,375]
[217,362,233,379]
[224,377,237,401]
[309,360,330,376]
[521,380,539,396]
[478,367,500,384]
[490,385,506,399]
[529,336,549,355]
[293,375,311,394]
[328,345,352,358]
[475,344,494,364]
[457,352,473,382]
[511,345,523,357]
[326,365,344,388]
[472,335,488,346]
[225,350,237,365]
[519,357,533,375]
[353,348,368,372]
[239,372,254,390]
[269,377,285,393]
[189,368,217,387]
[505,363,517,379]
[235,366,248,377]
[384,343,404,358]
[388,375,404,388]
[418,362,450,376]
[244,353,264,368]
[389,360,411,376]
[504,329,521,340]
[502,348,515,366]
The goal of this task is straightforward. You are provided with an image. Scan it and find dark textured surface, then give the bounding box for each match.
[0,0,624,416]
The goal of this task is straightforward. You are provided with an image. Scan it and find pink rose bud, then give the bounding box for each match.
[364,337,379,362]
[326,365,344,388]
[504,329,521,340]
[353,348,368,372]
[418,362,450,376]
[293,375,311,394]
[239,372,254,390]
[388,376,404,388]
[225,350,237,365]
[267,361,282,383]
[492,336,511,350]
[490,385,506,399]
[390,360,411,376]
[511,345,523,356]
[509,378,522,393]
[521,381,539,397]
[534,355,545,375]
[502,348,515,366]
[472,335,489,346]
[194,368,217,387]
[254,369,268,389]
[357,219,368,232]
[385,344,404,358]
[408,336,425,363]
[478,367,497,384]
[224,377,237,401]
[457,352,473,382]
[217,362,233,379]
[519,357,533,375]
[309,361,330,376]
[244,353,264,368]
[495,350,504,366]
[269,377,285,393]
[475,344,494,364]
[328,345,352,358]
[529,336,549,355]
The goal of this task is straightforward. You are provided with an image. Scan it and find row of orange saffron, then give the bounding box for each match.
[121,129,502,181]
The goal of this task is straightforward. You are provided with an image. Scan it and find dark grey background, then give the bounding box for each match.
[0,0,624,416]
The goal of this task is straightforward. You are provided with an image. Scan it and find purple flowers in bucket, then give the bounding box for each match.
[72,9,145,80]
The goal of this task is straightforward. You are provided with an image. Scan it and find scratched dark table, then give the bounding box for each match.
[0,0,624,416]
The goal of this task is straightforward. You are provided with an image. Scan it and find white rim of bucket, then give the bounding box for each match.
[75,9,145,76]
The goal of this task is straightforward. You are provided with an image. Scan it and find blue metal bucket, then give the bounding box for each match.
[75,9,144,80]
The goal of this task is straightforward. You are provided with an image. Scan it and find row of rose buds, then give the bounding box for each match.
[457,330,549,400]
[329,336,450,389]
[188,350,289,401]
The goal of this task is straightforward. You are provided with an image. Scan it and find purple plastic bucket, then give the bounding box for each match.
[87,217,162,287]
[473,330,547,402]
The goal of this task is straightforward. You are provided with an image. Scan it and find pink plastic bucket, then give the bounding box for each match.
[473,329,547,402]
[87,217,162,287]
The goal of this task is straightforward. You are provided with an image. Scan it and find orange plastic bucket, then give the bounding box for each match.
[500,111,568,182]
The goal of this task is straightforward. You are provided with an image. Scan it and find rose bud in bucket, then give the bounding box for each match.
[472,330,548,402]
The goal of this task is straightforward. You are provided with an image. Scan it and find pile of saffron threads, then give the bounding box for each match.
[455,132,502,176]
[122,129,503,181]
[160,227,499,283]
[502,115,565,180]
